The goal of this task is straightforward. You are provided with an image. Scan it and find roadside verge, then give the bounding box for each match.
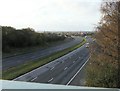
[2,38,86,80]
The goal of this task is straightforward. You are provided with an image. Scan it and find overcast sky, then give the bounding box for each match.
[0,0,102,32]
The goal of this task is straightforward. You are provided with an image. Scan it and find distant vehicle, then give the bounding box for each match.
[86,43,89,48]
[86,45,89,48]
[85,36,87,38]
[93,39,96,42]
[86,43,89,45]
[71,36,74,38]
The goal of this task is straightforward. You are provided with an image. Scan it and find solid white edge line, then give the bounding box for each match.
[13,42,86,81]
[66,56,90,85]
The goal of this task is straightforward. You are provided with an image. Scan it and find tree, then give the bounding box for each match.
[2,26,66,52]
[86,1,120,88]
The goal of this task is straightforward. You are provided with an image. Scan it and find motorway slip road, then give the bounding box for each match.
[2,37,82,71]
[14,42,90,85]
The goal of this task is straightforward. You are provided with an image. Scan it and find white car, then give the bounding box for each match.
[93,39,96,42]
[85,36,87,38]
[86,43,89,45]
[86,43,89,48]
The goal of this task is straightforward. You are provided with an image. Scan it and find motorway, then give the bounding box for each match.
[14,37,92,85]
[2,37,83,70]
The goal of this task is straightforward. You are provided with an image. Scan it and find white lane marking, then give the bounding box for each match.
[73,61,75,63]
[13,58,57,80]
[79,57,80,58]
[48,78,53,82]
[66,56,90,85]
[50,67,54,70]
[31,77,37,81]
[64,67,68,70]
[13,43,86,81]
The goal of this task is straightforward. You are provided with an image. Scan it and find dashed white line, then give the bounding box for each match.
[48,78,53,82]
[31,77,37,81]
[50,67,54,70]
[73,61,75,63]
[64,67,68,70]
[13,43,86,81]
[66,56,90,85]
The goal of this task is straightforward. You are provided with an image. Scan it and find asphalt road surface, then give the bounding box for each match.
[2,36,83,70]
[14,37,91,85]
[68,37,95,86]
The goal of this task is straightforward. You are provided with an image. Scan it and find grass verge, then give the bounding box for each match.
[2,38,86,80]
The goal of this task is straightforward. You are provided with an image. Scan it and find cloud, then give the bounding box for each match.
[0,0,102,31]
